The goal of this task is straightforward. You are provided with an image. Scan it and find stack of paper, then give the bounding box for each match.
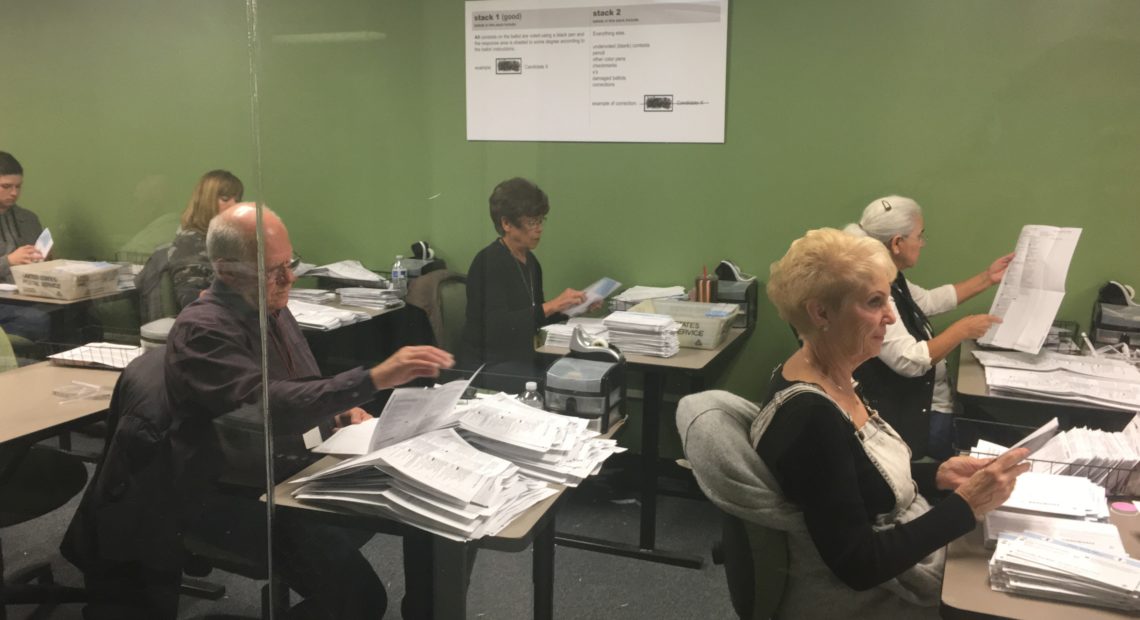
[974,347,1140,411]
[989,532,1140,612]
[337,287,403,310]
[602,311,680,357]
[540,318,609,349]
[296,260,387,285]
[983,510,1125,553]
[293,428,558,541]
[973,348,1140,383]
[997,471,1109,520]
[116,263,142,290]
[609,285,687,312]
[289,288,337,303]
[971,415,1140,496]
[982,365,1140,411]
[50,343,143,369]
[457,393,625,486]
[298,376,622,539]
[287,300,369,331]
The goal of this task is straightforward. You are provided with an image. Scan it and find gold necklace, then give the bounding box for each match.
[806,350,851,395]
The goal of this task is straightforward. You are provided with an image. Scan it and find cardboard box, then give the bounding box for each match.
[629,299,739,349]
[11,260,120,300]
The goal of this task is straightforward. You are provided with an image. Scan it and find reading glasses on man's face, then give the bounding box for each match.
[268,255,302,282]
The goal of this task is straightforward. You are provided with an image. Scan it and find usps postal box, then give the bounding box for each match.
[628,299,738,349]
[11,260,120,300]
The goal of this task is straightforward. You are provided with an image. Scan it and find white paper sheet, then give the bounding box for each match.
[979,225,1081,353]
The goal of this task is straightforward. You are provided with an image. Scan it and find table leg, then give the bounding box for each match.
[639,370,664,550]
[553,368,703,569]
[533,516,554,620]
[432,537,468,620]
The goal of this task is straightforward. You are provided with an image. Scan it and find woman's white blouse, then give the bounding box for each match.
[879,281,959,414]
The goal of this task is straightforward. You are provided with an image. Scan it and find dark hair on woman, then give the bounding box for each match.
[488,177,549,236]
[0,152,23,177]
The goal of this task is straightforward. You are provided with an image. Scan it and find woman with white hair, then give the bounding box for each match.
[678,228,1027,618]
[845,196,1012,459]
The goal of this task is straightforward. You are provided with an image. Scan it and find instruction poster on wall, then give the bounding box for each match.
[465,0,728,143]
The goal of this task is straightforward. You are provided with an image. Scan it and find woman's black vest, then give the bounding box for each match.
[853,272,937,458]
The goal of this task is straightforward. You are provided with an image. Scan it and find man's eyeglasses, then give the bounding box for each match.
[268,254,302,282]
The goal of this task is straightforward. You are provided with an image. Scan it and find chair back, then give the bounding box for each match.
[438,274,467,354]
[677,390,790,619]
[136,243,178,324]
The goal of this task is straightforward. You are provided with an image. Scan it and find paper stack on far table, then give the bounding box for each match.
[289,288,337,303]
[989,532,1140,612]
[337,287,403,310]
[602,311,680,357]
[540,318,608,349]
[296,260,386,284]
[609,285,687,312]
[287,300,369,331]
[116,263,142,290]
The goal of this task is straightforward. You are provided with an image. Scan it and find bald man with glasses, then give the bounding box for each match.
[165,204,453,619]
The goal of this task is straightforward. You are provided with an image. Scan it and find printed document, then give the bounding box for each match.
[979,225,1081,353]
[34,228,53,258]
[565,277,621,317]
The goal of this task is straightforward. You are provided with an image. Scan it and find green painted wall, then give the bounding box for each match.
[3,0,1138,401]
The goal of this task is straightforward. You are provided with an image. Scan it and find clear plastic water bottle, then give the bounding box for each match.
[520,381,544,410]
[391,254,408,298]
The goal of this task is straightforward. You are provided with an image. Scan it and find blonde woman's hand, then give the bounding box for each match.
[953,448,1030,518]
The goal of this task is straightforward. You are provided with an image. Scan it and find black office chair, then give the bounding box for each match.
[61,346,285,619]
[711,513,788,620]
[0,441,89,620]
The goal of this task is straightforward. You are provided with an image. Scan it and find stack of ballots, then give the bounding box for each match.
[602,310,680,357]
[286,299,369,331]
[293,375,622,540]
[989,532,1140,612]
[540,318,608,349]
[294,427,557,541]
[289,288,337,303]
[609,285,687,312]
[337,287,403,310]
[972,348,1140,411]
[457,393,624,486]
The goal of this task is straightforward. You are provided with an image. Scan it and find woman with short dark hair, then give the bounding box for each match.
[460,177,586,371]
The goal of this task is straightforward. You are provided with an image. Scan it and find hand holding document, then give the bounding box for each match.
[978,225,1081,353]
[564,277,621,317]
[34,228,53,259]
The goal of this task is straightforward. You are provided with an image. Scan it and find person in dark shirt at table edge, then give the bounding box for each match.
[461,177,588,376]
[0,150,49,342]
[165,203,453,619]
